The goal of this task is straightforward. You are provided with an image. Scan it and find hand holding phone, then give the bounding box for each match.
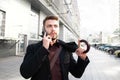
[42,32,52,49]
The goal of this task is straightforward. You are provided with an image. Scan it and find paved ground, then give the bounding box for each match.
[0,56,24,80]
[0,47,120,80]
[70,47,120,80]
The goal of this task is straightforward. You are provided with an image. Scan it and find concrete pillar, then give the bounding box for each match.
[59,23,65,41]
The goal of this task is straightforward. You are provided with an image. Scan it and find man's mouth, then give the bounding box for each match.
[50,32,57,40]
[52,38,56,41]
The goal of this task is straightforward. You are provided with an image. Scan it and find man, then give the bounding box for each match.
[20,15,90,80]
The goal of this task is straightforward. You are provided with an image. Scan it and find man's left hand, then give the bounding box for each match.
[75,47,87,60]
[75,40,87,60]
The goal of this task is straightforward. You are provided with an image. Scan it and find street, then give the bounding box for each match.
[0,47,120,80]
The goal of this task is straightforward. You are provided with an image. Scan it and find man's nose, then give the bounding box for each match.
[51,26,56,31]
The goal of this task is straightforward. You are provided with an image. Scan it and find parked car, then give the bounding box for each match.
[98,44,111,51]
[102,45,112,51]
[107,46,120,54]
[114,50,120,57]
[95,44,106,49]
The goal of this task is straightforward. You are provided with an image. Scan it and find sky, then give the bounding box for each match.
[77,0,119,39]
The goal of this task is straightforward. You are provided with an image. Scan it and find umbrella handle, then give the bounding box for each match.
[79,39,90,53]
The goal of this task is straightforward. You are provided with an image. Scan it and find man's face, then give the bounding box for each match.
[44,20,59,40]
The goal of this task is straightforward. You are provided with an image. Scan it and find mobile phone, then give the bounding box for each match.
[40,27,56,41]
[40,27,47,37]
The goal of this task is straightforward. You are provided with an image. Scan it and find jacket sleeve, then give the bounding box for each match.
[69,54,90,78]
[20,43,49,79]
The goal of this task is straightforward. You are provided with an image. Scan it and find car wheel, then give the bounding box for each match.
[117,53,120,57]
[109,50,113,54]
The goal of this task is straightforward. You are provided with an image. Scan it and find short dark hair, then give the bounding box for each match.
[43,15,59,26]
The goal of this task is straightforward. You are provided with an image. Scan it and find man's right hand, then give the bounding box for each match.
[42,32,52,49]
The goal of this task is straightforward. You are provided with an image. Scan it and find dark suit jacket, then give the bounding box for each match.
[20,40,90,80]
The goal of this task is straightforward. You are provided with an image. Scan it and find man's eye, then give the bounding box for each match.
[47,25,52,28]
[54,25,58,28]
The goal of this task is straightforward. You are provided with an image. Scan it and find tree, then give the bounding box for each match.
[113,28,120,35]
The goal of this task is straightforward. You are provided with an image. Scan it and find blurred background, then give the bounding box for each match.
[0,0,120,80]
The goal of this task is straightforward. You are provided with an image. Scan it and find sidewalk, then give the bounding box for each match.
[80,47,120,80]
[0,47,120,80]
[0,56,26,80]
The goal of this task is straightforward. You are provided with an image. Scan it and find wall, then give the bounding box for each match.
[0,40,16,57]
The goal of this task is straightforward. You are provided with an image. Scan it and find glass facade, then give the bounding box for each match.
[0,10,5,37]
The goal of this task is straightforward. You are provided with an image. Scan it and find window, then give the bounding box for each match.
[30,7,39,39]
[0,10,6,37]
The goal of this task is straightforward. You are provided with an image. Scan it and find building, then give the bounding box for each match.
[0,0,80,57]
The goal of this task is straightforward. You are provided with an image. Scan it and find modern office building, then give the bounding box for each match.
[0,0,80,57]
